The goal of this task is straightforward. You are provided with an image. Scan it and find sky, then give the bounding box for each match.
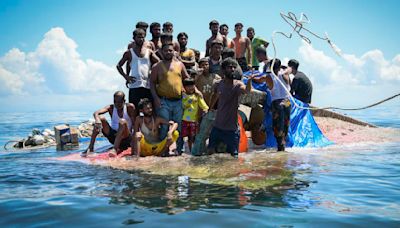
[0,0,399,112]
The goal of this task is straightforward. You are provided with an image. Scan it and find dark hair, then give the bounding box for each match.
[234,23,243,28]
[198,57,208,64]
[247,27,254,32]
[221,57,238,70]
[183,77,195,86]
[255,46,266,56]
[177,32,188,40]
[220,24,228,30]
[160,32,173,40]
[138,98,152,110]
[163,21,173,28]
[150,22,160,31]
[161,42,174,50]
[114,91,125,99]
[222,48,235,58]
[192,48,200,55]
[272,58,281,72]
[209,20,219,28]
[136,21,148,29]
[132,28,146,38]
[288,59,299,70]
[211,40,223,47]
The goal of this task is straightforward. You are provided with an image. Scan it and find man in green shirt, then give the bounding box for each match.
[247,27,269,70]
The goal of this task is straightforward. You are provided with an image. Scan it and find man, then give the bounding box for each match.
[208,58,253,157]
[247,27,269,70]
[288,59,313,104]
[207,40,223,75]
[133,98,179,157]
[233,23,252,72]
[219,24,235,49]
[177,32,196,70]
[221,48,243,75]
[82,91,135,157]
[254,46,270,75]
[162,22,180,53]
[117,28,160,109]
[127,22,152,50]
[149,22,162,51]
[155,33,181,60]
[150,43,190,154]
[205,20,225,57]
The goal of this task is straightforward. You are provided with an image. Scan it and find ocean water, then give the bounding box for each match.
[0,105,399,227]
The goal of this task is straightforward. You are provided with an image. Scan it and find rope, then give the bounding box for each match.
[3,140,23,150]
[268,12,399,111]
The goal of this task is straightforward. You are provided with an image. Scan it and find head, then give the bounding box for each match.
[162,22,173,33]
[210,40,223,58]
[138,98,153,117]
[288,59,299,73]
[162,43,174,61]
[234,23,243,35]
[113,91,125,110]
[136,21,149,33]
[209,20,219,35]
[255,46,267,62]
[177,32,188,49]
[150,22,161,38]
[247,27,255,40]
[160,33,173,45]
[222,47,235,59]
[221,57,238,79]
[132,28,146,46]
[183,78,196,94]
[219,24,229,36]
[271,58,281,75]
[199,57,210,73]
[192,49,200,62]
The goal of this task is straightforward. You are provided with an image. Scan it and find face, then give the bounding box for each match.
[220,26,228,36]
[161,37,173,45]
[151,26,161,38]
[199,61,209,73]
[163,25,173,33]
[178,36,187,48]
[247,29,254,39]
[184,84,195,94]
[114,95,125,110]
[210,24,219,35]
[211,44,223,57]
[223,63,236,78]
[134,33,145,46]
[235,26,243,34]
[256,52,264,62]
[162,45,174,60]
[141,103,153,117]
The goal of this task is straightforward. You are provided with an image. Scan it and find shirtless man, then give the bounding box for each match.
[177,32,196,69]
[205,20,225,57]
[82,91,135,157]
[133,98,178,157]
[117,28,160,109]
[219,24,235,49]
[149,22,162,51]
[155,33,180,60]
[233,23,252,72]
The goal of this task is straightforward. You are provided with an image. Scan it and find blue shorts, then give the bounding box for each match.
[208,127,240,155]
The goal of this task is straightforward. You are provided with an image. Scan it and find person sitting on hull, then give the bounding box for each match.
[82,91,135,157]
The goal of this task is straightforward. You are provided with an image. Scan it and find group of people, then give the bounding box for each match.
[82,20,313,158]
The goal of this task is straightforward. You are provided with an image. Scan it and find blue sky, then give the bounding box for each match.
[0,0,399,112]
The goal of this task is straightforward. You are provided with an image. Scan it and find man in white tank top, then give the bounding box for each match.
[117,28,160,110]
[82,91,136,157]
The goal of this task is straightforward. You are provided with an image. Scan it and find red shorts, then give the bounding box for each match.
[181,120,198,138]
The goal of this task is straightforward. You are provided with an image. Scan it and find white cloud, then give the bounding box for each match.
[0,27,122,96]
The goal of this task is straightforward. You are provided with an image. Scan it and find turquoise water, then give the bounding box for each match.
[0,106,399,227]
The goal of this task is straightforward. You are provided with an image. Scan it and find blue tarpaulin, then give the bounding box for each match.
[243,71,332,148]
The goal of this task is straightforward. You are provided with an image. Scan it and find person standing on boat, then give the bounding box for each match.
[233,23,252,72]
[288,59,313,104]
[247,27,269,70]
[150,43,190,155]
[207,58,253,157]
[117,28,160,109]
[207,40,224,75]
[177,32,196,70]
[219,24,235,49]
[205,20,225,57]
[82,91,135,157]
[149,22,162,51]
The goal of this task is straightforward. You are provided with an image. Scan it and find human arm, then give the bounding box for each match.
[157,118,178,140]
[205,40,210,57]
[246,37,252,66]
[149,50,160,66]
[126,103,136,133]
[116,51,134,85]
[93,105,111,133]
[150,63,161,109]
